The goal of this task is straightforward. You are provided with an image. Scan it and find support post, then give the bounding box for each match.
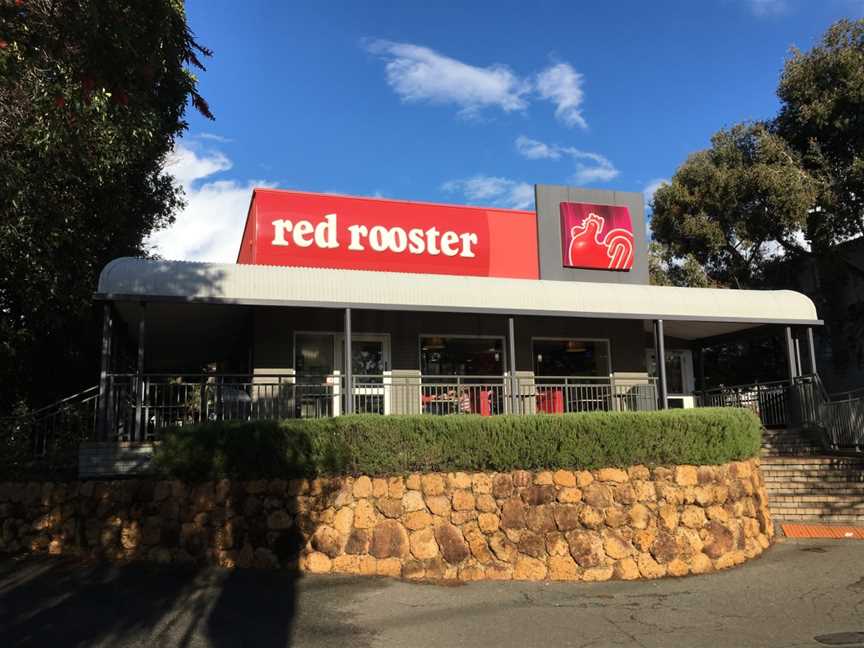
[807,327,817,375]
[508,317,518,414]
[698,347,706,391]
[134,303,146,442]
[794,336,803,378]
[785,326,798,384]
[344,308,353,414]
[96,303,113,441]
[654,320,668,409]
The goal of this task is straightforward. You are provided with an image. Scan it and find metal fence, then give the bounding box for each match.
[696,374,864,452]
[96,372,659,440]
[695,379,790,428]
[104,373,341,441]
[820,385,864,451]
[0,385,99,477]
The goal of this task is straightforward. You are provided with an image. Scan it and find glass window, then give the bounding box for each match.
[351,339,385,376]
[295,334,333,377]
[533,339,610,377]
[421,337,504,376]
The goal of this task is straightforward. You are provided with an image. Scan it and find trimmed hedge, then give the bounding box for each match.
[151,408,762,481]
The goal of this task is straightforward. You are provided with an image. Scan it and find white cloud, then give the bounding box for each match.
[442,175,535,210]
[195,132,234,143]
[535,63,587,129]
[570,150,618,184]
[515,135,562,160]
[514,135,619,185]
[747,0,788,16]
[367,41,589,127]
[367,40,530,117]
[164,145,231,189]
[147,142,275,262]
[642,178,669,210]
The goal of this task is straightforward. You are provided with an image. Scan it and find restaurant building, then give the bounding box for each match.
[92,185,821,441]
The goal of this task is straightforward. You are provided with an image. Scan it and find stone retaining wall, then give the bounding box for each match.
[0,459,773,582]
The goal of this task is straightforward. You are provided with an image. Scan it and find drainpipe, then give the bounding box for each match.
[654,319,668,409]
[344,308,353,415]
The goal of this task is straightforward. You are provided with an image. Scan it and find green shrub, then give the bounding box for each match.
[150,408,762,481]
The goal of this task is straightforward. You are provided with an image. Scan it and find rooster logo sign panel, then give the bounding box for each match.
[559,202,634,271]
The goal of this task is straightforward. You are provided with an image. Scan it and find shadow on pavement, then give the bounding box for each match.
[0,555,299,647]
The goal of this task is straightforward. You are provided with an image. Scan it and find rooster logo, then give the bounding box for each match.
[566,212,634,270]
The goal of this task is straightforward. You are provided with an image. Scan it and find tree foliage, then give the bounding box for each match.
[776,19,864,252]
[0,0,212,415]
[651,123,817,288]
[650,19,864,289]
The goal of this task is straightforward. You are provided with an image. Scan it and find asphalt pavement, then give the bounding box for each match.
[1,539,863,648]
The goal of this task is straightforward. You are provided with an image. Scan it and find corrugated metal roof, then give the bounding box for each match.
[96,257,820,331]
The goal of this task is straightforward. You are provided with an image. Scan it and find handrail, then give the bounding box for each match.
[10,385,99,419]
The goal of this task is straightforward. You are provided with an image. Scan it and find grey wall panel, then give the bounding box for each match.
[535,184,649,285]
[250,308,648,375]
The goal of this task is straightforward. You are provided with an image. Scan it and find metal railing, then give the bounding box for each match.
[696,373,864,453]
[351,374,658,416]
[818,382,864,452]
[96,372,660,440]
[0,385,100,477]
[695,378,791,428]
[104,373,341,440]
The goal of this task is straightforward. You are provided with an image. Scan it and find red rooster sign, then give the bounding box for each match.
[559,203,634,271]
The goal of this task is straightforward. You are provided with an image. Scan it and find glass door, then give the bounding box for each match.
[335,334,390,414]
[295,333,337,418]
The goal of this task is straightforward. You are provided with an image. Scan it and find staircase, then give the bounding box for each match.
[761,428,864,525]
[761,427,824,456]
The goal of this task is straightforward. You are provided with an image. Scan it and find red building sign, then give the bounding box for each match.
[559,202,634,271]
[237,189,540,279]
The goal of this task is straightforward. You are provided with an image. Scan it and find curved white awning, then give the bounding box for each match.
[96,257,820,340]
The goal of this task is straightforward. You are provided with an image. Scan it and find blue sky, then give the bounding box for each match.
[149,0,864,261]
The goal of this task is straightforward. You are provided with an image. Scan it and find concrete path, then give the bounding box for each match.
[1,539,863,647]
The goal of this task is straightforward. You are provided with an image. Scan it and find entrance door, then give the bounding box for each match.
[335,334,391,414]
[646,348,695,408]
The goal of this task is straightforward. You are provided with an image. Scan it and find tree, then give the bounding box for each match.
[648,242,716,288]
[776,19,864,253]
[0,0,212,416]
[650,122,817,288]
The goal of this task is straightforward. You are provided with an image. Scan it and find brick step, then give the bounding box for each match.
[763,466,864,471]
[766,488,864,495]
[763,474,864,482]
[766,496,864,507]
[761,456,864,465]
[767,488,864,497]
[763,475,864,483]
[773,514,864,524]
[763,468,864,475]
[764,473,864,481]
[761,442,823,449]
[762,437,821,445]
[762,449,824,456]
[762,470,864,478]
[769,503,864,512]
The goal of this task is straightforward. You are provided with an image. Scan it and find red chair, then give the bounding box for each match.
[537,388,564,414]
